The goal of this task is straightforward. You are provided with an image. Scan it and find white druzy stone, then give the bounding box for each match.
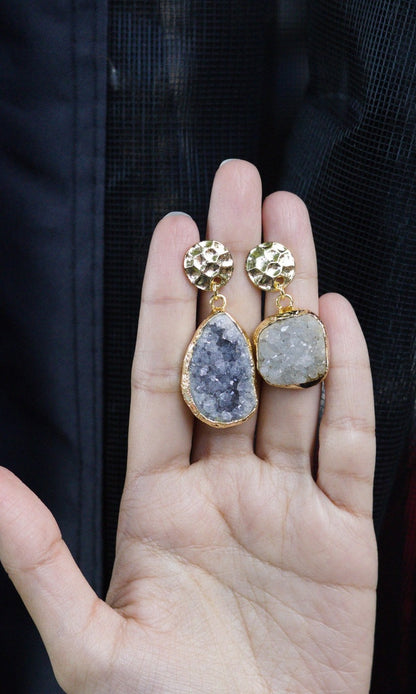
[257,312,328,387]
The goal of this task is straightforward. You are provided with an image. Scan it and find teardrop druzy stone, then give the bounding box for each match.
[182,312,257,427]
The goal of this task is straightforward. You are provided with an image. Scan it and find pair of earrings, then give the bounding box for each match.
[181,240,329,428]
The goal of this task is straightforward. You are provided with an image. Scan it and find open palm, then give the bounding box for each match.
[0,161,377,693]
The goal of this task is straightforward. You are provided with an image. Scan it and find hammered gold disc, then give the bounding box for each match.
[246,242,295,291]
[184,240,233,291]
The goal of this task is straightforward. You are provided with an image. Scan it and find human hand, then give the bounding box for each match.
[0,160,377,693]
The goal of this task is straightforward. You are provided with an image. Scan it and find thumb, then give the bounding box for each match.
[0,467,120,690]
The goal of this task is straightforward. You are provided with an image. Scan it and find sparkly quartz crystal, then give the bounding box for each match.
[255,311,328,388]
[181,312,257,426]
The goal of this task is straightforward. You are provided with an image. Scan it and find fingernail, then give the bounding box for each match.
[219,158,237,167]
[164,211,191,218]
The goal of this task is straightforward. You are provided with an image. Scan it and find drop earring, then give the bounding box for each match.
[181,240,258,427]
[246,242,329,388]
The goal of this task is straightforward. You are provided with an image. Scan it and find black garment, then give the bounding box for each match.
[0,2,107,691]
[0,1,415,692]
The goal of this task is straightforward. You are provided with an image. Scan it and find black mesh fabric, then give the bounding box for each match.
[281,0,416,531]
[104,0,416,556]
[103,2,416,688]
[103,0,293,581]
[281,6,416,689]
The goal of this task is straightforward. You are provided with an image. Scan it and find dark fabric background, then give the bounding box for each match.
[282,0,416,533]
[0,2,107,691]
[1,0,415,691]
[279,5,416,688]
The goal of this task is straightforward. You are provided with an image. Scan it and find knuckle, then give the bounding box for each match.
[131,362,180,395]
[17,532,65,577]
[324,466,374,486]
[327,414,375,436]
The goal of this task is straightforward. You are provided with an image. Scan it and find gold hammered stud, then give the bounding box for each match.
[245,241,295,292]
[183,240,234,291]
[246,241,329,389]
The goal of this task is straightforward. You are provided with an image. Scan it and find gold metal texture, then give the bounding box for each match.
[209,293,227,313]
[184,240,233,291]
[246,242,295,291]
[274,288,294,314]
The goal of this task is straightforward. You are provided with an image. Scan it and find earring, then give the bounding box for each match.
[181,240,258,427]
[246,242,329,388]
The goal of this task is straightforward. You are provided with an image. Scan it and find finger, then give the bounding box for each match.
[0,467,119,690]
[127,213,200,480]
[256,192,321,468]
[317,294,376,516]
[193,160,263,458]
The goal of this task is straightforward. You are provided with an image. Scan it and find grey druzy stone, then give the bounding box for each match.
[257,312,328,387]
[186,313,257,425]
